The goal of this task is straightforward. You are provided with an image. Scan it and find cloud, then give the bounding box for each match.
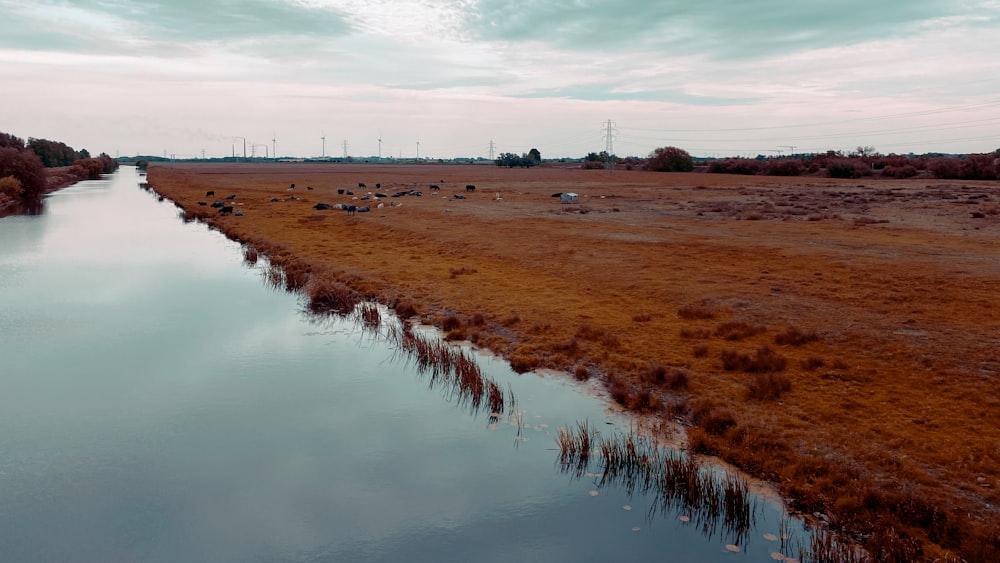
[464,1,986,60]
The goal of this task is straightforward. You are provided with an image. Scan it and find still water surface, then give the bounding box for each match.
[0,167,804,562]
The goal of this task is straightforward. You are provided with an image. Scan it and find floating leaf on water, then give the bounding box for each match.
[770,552,785,561]
[623,505,632,511]
[632,527,640,532]
[588,490,599,497]
[725,544,740,552]
[679,515,691,522]
[763,533,778,541]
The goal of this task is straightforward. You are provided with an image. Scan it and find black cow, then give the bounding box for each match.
[219,206,234,215]
[346,190,354,196]
[429,184,439,190]
[374,193,387,198]
[357,205,371,213]
[337,189,345,195]
[197,201,207,206]
[307,186,313,190]
[358,183,366,189]
[345,205,356,216]
[270,197,280,202]
[314,203,332,210]
[211,201,225,208]
[226,194,236,200]
[290,183,295,189]
[205,191,215,197]
[454,194,466,200]
[375,183,381,189]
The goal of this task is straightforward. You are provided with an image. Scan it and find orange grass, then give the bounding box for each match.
[148,162,1000,562]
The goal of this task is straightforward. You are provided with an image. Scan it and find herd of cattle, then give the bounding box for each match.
[195,182,478,217]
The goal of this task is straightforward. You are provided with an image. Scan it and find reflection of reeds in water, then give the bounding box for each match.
[384,321,512,417]
[555,425,756,545]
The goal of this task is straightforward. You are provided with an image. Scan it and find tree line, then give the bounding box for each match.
[0,131,117,208]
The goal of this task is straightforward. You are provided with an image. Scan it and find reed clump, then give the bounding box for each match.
[775,326,820,346]
[305,277,362,316]
[555,425,756,544]
[678,304,715,320]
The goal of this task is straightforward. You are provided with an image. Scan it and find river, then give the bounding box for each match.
[0,167,806,562]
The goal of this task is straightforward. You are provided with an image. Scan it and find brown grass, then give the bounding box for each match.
[148,162,1000,562]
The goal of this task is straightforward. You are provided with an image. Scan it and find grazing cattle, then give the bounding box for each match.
[270,197,280,202]
[346,190,354,196]
[234,209,243,216]
[197,201,207,206]
[358,183,366,189]
[337,189,345,195]
[290,183,295,189]
[391,192,404,198]
[205,191,215,197]
[314,203,332,210]
[219,206,234,215]
[344,205,357,216]
[226,194,236,200]
[429,184,439,190]
[289,195,299,200]
[409,191,422,197]
[466,185,476,192]
[360,195,370,201]
[307,186,313,190]
[377,202,384,209]
[454,194,466,200]
[551,192,563,198]
[375,183,381,189]
[374,193,387,198]
[211,201,225,208]
[357,205,371,213]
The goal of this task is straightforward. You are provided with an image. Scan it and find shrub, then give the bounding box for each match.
[746,372,792,400]
[801,356,825,371]
[0,175,22,198]
[714,321,766,341]
[881,164,918,178]
[692,343,709,358]
[440,314,461,331]
[774,326,820,346]
[721,346,787,372]
[827,157,871,178]
[0,147,45,201]
[646,146,694,172]
[708,158,761,175]
[959,153,998,180]
[689,399,737,436]
[574,365,590,381]
[928,157,961,179]
[677,304,715,319]
[394,300,418,319]
[680,327,711,339]
[764,158,805,176]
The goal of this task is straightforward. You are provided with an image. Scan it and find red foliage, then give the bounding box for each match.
[646,146,694,172]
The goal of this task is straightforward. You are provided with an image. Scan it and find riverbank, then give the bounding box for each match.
[0,166,106,218]
[148,162,1000,561]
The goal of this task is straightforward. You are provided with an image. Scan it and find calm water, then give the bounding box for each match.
[0,167,805,562]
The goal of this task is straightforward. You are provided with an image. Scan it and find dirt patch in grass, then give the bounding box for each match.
[147,162,1000,561]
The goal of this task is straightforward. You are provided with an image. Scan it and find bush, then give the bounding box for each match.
[708,158,760,175]
[959,153,998,180]
[774,326,820,346]
[764,158,805,176]
[0,175,22,198]
[881,164,919,178]
[646,146,694,172]
[928,157,961,179]
[746,372,792,400]
[827,157,871,178]
[0,147,46,202]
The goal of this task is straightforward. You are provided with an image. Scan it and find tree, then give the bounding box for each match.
[527,148,541,166]
[646,146,694,172]
[79,148,91,159]
[0,147,46,201]
[27,138,79,167]
[0,175,22,198]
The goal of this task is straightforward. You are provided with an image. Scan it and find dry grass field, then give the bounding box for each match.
[148,162,1000,561]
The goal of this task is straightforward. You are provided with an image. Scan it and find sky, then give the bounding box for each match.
[2,0,1000,160]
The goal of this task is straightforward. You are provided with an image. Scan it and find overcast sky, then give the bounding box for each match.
[2,0,999,159]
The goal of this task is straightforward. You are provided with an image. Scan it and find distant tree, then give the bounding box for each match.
[584,152,603,162]
[527,148,541,166]
[0,132,26,150]
[646,146,694,172]
[79,148,91,159]
[0,147,46,201]
[136,159,149,171]
[28,138,79,167]
[495,152,522,167]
